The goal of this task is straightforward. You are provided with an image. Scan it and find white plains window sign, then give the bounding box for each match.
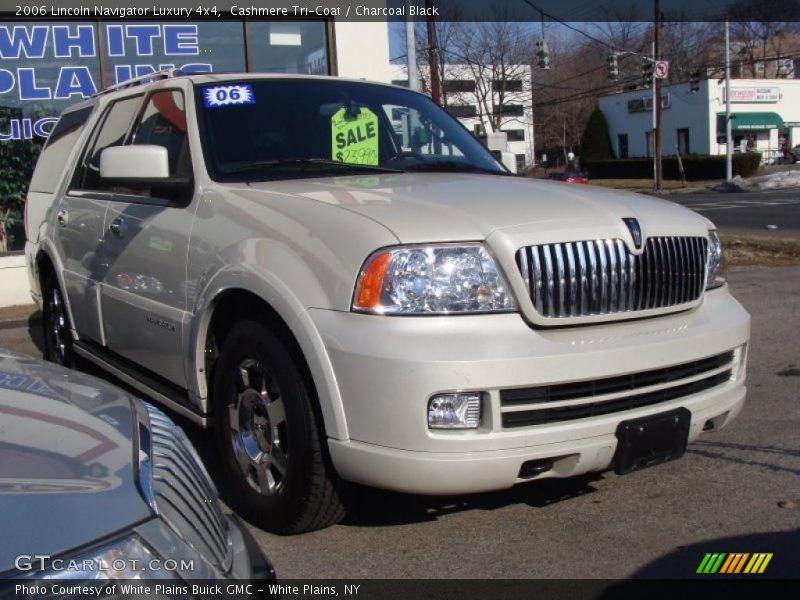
[202,84,255,108]
[728,86,780,103]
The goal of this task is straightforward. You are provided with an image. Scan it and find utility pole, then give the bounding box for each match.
[405,1,418,92]
[725,20,733,181]
[425,0,442,104]
[653,0,663,190]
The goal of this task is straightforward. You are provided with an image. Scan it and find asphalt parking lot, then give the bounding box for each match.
[2,266,798,579]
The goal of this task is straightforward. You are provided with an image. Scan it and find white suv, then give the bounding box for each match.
[25,70,749,534]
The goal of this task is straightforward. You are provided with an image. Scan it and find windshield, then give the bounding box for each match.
[194,78,507,181]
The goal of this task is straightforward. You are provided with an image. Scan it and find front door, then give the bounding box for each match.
[99,89,195,388]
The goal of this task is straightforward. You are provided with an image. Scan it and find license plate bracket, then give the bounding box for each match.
[614,407,691,475]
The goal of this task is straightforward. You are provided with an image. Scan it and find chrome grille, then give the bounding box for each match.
[144,404,233,572]
[516,237,708,318]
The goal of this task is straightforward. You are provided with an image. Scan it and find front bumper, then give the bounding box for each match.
[309,286,750,495]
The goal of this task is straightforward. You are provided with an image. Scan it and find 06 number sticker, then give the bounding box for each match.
[202,84,255,108]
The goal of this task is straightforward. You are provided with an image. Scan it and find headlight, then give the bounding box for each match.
[352,244,516,314]
[25,535,175,580]
[706,230,726,290]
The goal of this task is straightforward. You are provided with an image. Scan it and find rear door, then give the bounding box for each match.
[99,88,195,387]
[56,95,143,344]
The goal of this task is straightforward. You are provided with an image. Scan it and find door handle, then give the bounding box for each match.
[56,210,68,227]
[109,217,126,238]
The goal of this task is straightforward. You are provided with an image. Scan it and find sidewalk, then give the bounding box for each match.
[0,304,40,330]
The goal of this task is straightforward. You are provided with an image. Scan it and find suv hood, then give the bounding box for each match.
[0,350,151,573]
[250,172,712,243]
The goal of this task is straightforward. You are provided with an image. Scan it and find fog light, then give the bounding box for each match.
[428,393,481,429]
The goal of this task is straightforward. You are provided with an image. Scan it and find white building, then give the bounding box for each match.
[599,78,800,162]
[390,63,535,169]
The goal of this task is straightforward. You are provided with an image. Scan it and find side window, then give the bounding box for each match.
[131,90,191,180]
[72,96,142,192]
[29,105,94,194]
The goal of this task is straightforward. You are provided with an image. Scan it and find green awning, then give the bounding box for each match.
[717,112,784,131]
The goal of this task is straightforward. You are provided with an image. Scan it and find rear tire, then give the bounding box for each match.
[212,319,346,534]
[42,274,75,368]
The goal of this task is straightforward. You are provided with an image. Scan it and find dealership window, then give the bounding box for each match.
[677,128,690,155]
[617,134,629,158]
[503,129,525,142]
[246,21,328,74]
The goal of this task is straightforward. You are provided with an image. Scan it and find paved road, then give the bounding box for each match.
[656,189,800,237]
[2,268,798,579]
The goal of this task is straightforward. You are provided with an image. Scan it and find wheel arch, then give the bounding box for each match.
[191,279,349,441]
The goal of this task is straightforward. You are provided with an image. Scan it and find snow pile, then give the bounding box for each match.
[714,168,800,192]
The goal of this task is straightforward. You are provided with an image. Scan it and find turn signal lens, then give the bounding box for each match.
[354,251,392,311]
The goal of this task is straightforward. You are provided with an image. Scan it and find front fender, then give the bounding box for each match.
[187,262,350,441]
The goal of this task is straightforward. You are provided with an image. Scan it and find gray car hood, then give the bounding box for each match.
[0,349,151,573]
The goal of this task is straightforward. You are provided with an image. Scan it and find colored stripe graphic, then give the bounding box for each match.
[743,553,773,574]
[698,552,773,574]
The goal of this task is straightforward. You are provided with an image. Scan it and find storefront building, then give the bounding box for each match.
[598,78,800,163]
[0,18,390,305]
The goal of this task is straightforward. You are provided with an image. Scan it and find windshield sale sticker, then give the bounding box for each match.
[331,106,379,166]
[202,84,255,108]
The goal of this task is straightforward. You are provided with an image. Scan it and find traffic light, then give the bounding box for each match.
[535,39,550,70]
[690,70,700,94]
[642,59,653,88]
[607,53,619,81]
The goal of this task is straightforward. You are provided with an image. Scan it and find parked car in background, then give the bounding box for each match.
[548,171,590,184]
[26,70,749,535]
[0,348,274,581]
[788,145,800,163]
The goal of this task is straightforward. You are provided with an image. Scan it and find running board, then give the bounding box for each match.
[74,341,208,427]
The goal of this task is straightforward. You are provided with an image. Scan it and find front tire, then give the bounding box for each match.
[212,319,346,534]
[42,274,75,367]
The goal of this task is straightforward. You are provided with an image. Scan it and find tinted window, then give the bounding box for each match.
[443,80,476,93]
[503,129,525,142]
[29,106,94,194]
[448,105,477,118]
[132,90,190,178]
[496,105,523,117]
[72,96,142,191]
[493,80,523,92]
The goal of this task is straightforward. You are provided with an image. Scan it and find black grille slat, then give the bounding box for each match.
[500,351,734,407]
[516,236,708,318]
[502,370,731,428]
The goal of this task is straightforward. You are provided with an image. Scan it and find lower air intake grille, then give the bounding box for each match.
[500,351,734,428]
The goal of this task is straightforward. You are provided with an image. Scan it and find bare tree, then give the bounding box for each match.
[450,21,532,131]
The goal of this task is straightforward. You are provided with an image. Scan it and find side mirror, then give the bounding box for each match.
[100,145,169,180]
[99,145,191,205]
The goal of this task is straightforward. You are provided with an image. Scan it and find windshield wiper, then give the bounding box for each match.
[402,160,506,175]
[225,158,403,175]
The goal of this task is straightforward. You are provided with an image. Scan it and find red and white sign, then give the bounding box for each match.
[654,60,669,79]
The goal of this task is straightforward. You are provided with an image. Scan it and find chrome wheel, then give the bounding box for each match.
[229,358,288,496]
[47,288,69,364]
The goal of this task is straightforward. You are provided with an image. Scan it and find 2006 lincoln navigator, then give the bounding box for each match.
[25,70,749,534]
